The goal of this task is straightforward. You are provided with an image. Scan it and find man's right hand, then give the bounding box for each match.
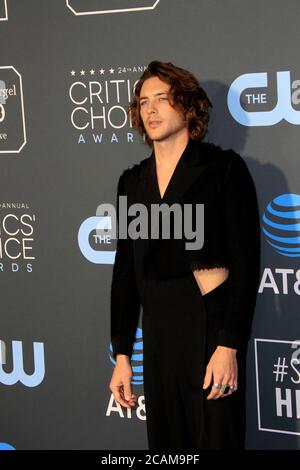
[109,354,137,408]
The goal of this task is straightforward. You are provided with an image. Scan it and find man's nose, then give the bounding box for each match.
[146,101,157,114]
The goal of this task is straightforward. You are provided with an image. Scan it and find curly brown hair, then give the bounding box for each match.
[128,60,213,146]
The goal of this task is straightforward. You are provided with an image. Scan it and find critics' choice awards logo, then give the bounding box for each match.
[0,339,45,387]
[0,204,36,273]
[0,66,26,153]
[107,327,146,421]
[0,0,8,20]
[68,64,146,144]
[255,339,300,435]
[228,71,300,126]
[66,0,160,15]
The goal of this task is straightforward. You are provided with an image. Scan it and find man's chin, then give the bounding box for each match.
[148,133,166,142]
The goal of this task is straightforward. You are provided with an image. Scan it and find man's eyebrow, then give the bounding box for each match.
[139,92,169,100]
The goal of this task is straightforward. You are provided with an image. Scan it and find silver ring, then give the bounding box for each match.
[213,383,222,389]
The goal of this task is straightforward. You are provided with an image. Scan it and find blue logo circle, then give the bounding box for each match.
[262,193,300,257]
[0,442,15,450]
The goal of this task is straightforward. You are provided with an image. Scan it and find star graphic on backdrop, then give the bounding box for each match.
[71,70,76,76]
[80,70,85,76]
[109,68,115,74]
[90,69,95,75]
[99,68,105,75]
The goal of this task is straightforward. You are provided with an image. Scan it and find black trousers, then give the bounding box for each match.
[141,271,246,450]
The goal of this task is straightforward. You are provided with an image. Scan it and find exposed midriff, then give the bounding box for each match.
[192,267,229,296]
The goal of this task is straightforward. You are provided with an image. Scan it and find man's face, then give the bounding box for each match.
[139,76,187,143]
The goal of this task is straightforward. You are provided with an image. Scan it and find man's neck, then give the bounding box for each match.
[153,132,190,169]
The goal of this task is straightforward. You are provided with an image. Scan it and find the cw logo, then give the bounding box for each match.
[0,340,45,387]
[228,71,300,126]
[66,0,160,16]
[78,215,115,264]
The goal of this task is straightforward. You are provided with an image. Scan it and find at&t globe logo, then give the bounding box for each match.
[262,193,300,257]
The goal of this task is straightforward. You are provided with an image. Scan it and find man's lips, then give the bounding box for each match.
[148,120,161,128]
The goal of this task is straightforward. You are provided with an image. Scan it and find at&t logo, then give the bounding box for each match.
[262,193,300,258]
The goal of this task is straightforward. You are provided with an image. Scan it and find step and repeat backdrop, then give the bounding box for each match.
[0,0,299,450]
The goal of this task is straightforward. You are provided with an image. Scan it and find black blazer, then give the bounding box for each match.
[110,138,261,359]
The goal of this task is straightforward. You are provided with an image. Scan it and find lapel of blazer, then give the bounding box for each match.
[134,138,213,268]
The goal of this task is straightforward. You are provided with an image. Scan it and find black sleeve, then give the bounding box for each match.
[217,151,261,350]
[110,171,141,360]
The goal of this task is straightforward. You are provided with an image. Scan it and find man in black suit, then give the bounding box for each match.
[109,60,260,449]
